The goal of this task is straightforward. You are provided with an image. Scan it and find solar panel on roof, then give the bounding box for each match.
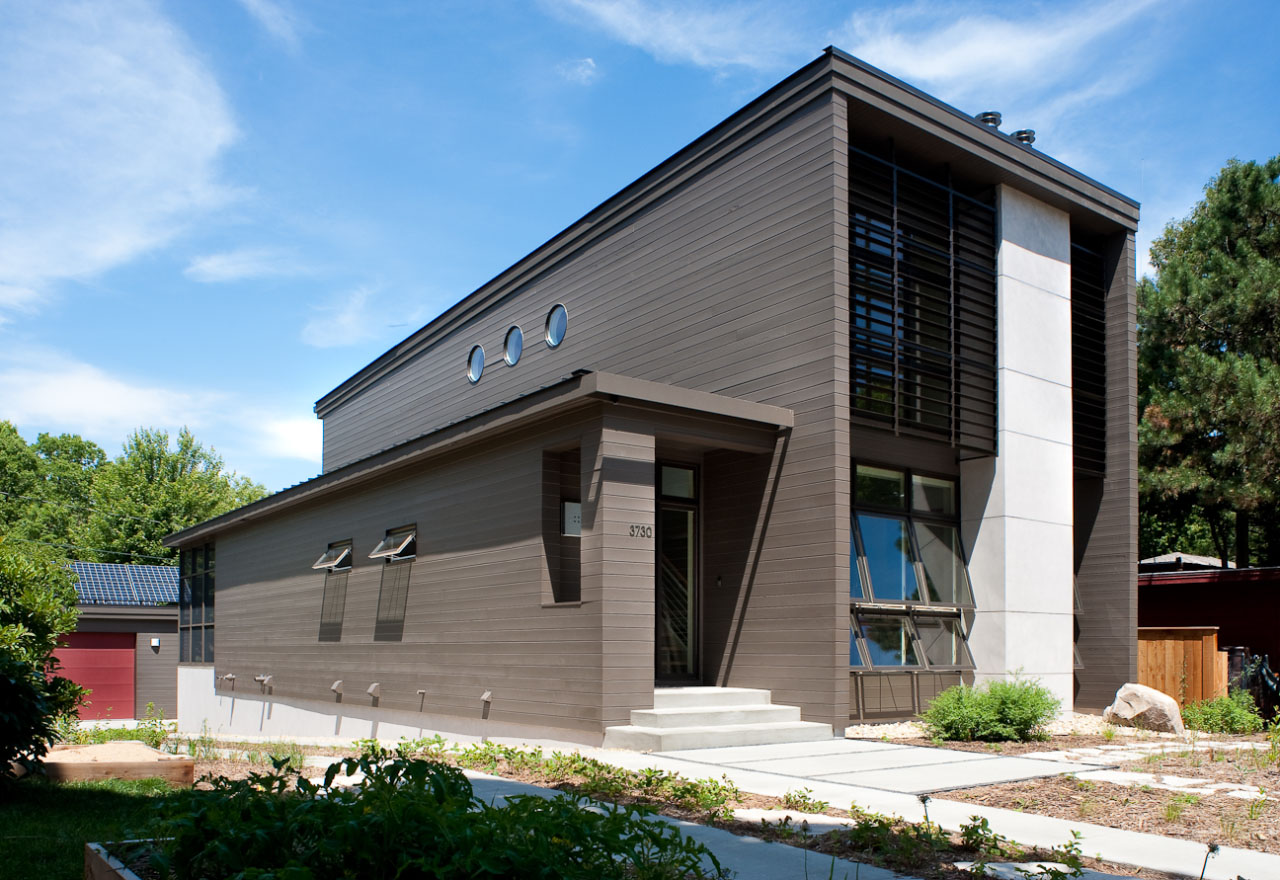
[69,562,178,606]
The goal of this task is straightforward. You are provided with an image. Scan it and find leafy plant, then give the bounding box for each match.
[1182,691,1265,734]
[779,787,830,813]
[920,678,1060,742]
[0,541,86,780]
[1164,792,1200,822]
[136,752,728,879]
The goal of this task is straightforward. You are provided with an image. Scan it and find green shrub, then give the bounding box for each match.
[920,679,1060,742]
[54,702,173,750]
[137,752,728,879]
[1182,690,1265,734]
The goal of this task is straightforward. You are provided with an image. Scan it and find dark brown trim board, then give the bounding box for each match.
[169,47,1137,741]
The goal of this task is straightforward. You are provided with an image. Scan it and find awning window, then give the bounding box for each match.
[369,527,416,560]
[312,542,351,570]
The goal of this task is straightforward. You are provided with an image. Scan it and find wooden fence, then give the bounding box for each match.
[1137,626,1229,707]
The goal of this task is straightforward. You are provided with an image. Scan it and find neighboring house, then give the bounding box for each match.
[166,48,1139,746]
[1139,552,1235,573]
[56,562,179,721]
[1140,566,1280,664]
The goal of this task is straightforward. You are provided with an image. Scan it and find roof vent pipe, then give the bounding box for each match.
[1013,129,1036,145]
[975,110,1002,128]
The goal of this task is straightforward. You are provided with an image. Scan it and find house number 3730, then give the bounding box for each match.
[629,524,653,538]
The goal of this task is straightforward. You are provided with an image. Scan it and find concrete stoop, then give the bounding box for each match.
[602,687,834,751]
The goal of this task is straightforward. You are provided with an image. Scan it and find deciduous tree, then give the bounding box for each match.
[84,428,267,563]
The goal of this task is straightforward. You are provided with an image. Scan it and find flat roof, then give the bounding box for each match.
[166,371,792,548]
[315,47,1138,419]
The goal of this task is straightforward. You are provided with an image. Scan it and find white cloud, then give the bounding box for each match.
[0,347,322,486]
[834,0,1161,121]
[545,0,804,70]
[557,57,601,85]
[0,351,222,440]
[300,286,429,349]
[255,416,322,464]
[0,0,238,322]
[235,0,303,52]
[184,247,310,283]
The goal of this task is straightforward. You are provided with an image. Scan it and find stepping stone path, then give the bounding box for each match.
[1033,739,1270,801]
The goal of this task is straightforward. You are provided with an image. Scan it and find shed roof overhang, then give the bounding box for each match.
[165,371,792,548]
[314,48,1138,419]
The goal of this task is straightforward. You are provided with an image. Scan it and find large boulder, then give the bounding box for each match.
[1103,682,1185,735]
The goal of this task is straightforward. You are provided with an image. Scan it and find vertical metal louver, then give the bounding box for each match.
[849,145,998,454]
[1070,235,1107,475]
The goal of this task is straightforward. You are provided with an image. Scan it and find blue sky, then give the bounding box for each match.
[1,0,1276,492]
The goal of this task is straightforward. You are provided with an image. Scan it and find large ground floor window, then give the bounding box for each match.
[849,464,975,673]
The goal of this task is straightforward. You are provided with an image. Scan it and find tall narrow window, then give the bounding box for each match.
[179,542,215,662]
[543,449,581,604]
[372,526,415,641]
[849,464,975,672]
[315,540,352,642]
[850,141,997,453]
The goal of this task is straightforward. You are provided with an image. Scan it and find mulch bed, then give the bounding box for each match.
[946,743,1280,852]
[184,751,1180,879]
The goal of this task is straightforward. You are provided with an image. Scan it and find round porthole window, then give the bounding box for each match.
[504,325,523,366]
[545,303,567,348]
[467,345,485,383]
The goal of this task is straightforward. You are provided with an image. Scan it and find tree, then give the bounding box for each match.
[15,433,107,547]
[0,422,41,533]
[84,428,267,564]
[1139,154,1280,565]
[0,539,83,779]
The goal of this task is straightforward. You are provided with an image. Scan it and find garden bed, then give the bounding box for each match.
[132,740,1185,880]
[42,743,193,786]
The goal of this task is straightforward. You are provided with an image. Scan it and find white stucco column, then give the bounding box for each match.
[962,185,1075,710]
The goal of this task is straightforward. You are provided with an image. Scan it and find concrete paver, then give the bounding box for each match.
[658,738,1112,794]
[574,742,1280,880]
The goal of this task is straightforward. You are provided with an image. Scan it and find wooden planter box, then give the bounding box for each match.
[85,841,146,880]
[46,742,194,785]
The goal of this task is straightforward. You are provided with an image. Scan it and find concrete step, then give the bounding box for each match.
[652,687,772,709]
[630,704,801,728]
[602,720,834,752]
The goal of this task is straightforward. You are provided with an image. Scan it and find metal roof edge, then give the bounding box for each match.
[170,371,793,548]
[824,47,1139,216]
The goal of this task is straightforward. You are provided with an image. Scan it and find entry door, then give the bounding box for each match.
[656,464,699,682]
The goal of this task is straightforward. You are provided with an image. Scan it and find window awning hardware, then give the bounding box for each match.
[369,531,416,559]
[312,545,351,570]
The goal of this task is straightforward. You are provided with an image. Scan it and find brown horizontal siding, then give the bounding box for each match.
[1074,231,1138,711]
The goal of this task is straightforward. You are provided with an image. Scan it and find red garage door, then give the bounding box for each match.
[55,632,135,720]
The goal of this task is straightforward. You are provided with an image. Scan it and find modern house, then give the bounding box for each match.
[167,48,1138,747]
[56,562,179,721]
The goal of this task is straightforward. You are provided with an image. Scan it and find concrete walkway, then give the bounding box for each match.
[576,740,1279,880]
[193,730,1280,879]
[655,739,1114,794]
[465,770,908,880]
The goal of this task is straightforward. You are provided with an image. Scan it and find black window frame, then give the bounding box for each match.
[850,463,975,672]
[318,539,353,642]
[373,525,415,641]
[179,542,215,663]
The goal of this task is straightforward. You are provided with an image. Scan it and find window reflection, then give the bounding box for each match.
[860,616,919,666]
[856,513,920,601]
